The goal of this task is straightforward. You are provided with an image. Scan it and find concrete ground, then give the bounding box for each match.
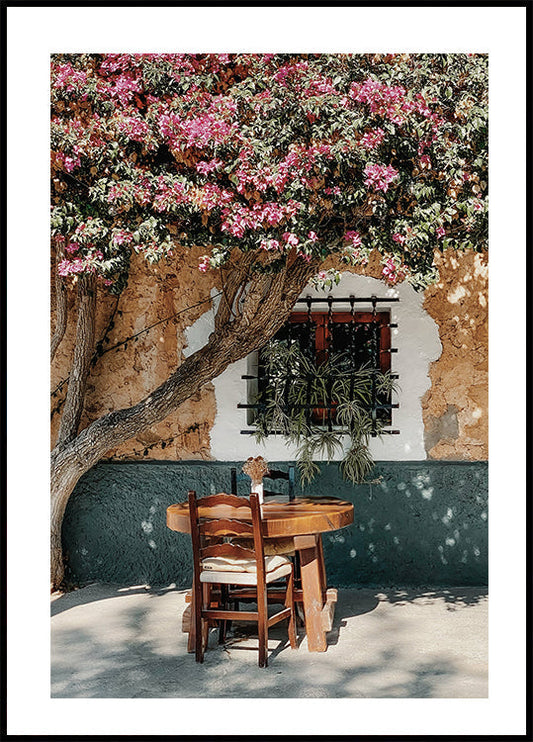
[51,583,487,699]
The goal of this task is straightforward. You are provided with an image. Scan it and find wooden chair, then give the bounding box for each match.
[230,464,305,627]
[188,490,298,668]
[230,465,296,501]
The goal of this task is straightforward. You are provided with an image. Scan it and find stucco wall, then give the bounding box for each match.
[51,246,487,461]
[62,460,488,588]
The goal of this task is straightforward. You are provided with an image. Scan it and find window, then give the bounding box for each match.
[242,297,398,436]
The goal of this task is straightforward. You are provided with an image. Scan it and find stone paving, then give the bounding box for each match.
[51,582,487,699]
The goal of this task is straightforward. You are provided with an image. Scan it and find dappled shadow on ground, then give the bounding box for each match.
[367,586,488,609]
[51,584,487,699]
[325,586,487,646]
[51,625,477,699]
[51,582,177,617]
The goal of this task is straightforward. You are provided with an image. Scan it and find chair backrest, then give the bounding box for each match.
[230,465,296,501]
[188,491,267,583]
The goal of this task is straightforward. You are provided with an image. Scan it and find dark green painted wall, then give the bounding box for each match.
[62,460,488,588]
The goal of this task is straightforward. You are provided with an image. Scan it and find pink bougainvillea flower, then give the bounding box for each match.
[196,158,223,175]
[57,258,86,276]
[282,232,299,246]
[260,239,281,251]
[382,257,408,286]
[57,259,72,276]
[392,233,406,244]
[436,226,446,238]
[198,256,210,273]
[112,230,134,245]
[360,127,385,150]
[350,78,407,122]
[52,63,88,92]
[308,231,318,242]
[344,230,362,248]
[298,251,312,263]
[344,248,368,266]
[55,152,81,173]
[364,163,399,193]
[382,258,396,277]
[116,115,151,143]
[317,270,327,280]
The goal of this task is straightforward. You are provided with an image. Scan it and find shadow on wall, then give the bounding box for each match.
[61,460,488,588]
[319,461,488,588]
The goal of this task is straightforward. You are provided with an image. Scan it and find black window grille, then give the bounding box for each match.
[240,295,400,436]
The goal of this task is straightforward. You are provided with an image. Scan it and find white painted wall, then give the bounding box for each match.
[185,274,442,461]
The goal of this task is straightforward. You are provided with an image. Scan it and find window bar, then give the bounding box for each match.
[238,404,404,413]
[296,295,400,305]
[305,297,314,428]
[347,296,358,436]
[371,295,379,437]
[326,296,334,431]
[306,295,313,326]
[240,427,400,435]
[348,296,357,400]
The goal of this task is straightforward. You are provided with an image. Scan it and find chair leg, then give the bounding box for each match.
[201,584,211,654]
[257,588,268,668]
[218,584,229,644]
[293,550,302,589]
[285,569,298,650]
[193,582,204,664]
[296,602,306,628]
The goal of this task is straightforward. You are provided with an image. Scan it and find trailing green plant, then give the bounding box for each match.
[252,339,396,485]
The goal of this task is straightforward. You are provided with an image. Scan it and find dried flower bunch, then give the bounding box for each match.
[242,456,270,483]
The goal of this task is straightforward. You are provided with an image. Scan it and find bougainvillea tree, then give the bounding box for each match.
[50,52,487,588]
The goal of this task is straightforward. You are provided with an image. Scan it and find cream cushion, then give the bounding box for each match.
[201,553,290,573]
[199,554,292,584]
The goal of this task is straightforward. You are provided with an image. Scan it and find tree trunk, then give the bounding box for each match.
[50,257,318,589]
[56,274,97,446]
[51,246,68,362]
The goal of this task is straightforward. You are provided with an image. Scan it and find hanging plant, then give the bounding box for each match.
[252,339,396,485]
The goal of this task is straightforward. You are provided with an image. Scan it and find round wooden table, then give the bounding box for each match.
[167,495,354,652]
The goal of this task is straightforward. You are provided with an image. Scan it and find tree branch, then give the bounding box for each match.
[214,250,256,334]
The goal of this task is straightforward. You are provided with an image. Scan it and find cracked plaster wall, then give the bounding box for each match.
[422,251,488,460]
